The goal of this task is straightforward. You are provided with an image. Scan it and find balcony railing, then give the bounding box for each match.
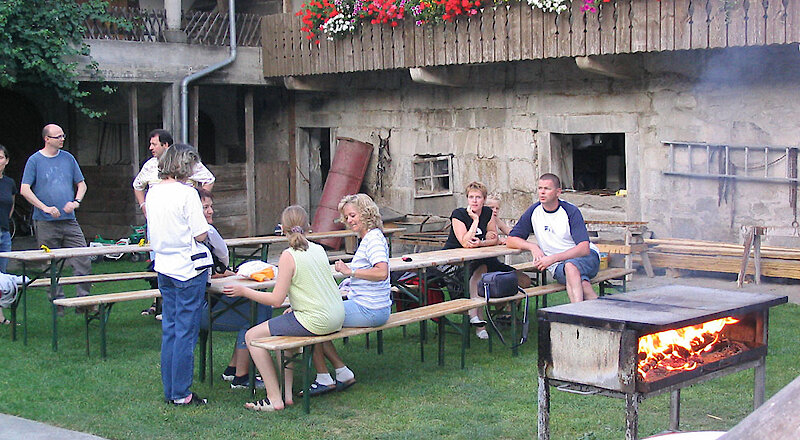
[83,7,262,46]
[261,0,800,78]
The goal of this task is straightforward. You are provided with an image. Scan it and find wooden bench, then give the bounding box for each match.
[27,271,156,288]
[53,289,161,357]
[249,298,480,413]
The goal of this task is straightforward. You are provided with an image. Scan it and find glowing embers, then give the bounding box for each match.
[637,317,743,381]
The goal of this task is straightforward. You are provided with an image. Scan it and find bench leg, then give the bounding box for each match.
[377,330,383,355]
[99,304,109,359]
[511,300,519,357]
[438,316,445,367]
[198,330,208,382]
[85,308,91,356]
[460,314,468,369]
[365,333,370,350]
[302,346,314,414]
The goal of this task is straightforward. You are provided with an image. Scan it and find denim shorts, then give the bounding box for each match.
[267,311,314,336]
[342,300,391,328]
[553,250,600,284]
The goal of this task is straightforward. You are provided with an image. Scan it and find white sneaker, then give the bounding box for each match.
[155,314,162,321]
[469,316,487,326]
[12,275,29,285]
[476,329,489,340]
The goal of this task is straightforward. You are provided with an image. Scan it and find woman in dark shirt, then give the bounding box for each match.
[443,181,515,340]
[0,145,17,273]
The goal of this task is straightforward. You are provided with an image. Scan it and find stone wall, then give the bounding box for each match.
[261,44,800,248]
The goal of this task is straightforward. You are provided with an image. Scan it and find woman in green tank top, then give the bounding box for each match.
[223,205,344,412]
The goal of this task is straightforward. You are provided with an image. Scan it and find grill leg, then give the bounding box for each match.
[625,393,640,440]
[669,389,681,431]
[537,376,550,440]
[754,356,766,409]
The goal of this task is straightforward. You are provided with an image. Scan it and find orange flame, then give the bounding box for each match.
[638,317,740,380]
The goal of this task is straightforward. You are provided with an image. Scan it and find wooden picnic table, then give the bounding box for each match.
[0,227,404,348]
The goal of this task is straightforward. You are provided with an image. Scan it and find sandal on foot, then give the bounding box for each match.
[336,378,356,392]
[297,381,336,397]
[173,392,207,406]
[469,316,487,327]
[141,306,157,316]
[476,329,489,340]
[245,399,276,412]
[1,318,14,325]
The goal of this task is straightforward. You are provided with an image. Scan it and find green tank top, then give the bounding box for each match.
[286,242,345,335]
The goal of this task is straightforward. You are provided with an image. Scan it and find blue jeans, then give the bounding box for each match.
[342,300,391,327]
[200,296,272,349]
[0,230,11,273]
[158,272,207,401]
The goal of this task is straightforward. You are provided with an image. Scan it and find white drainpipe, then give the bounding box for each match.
[179,0,237,142]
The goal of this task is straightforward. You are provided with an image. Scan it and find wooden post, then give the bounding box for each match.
[669,389,681,431]
[738,227,755,287]
[190,86,199,148]
[244,89,256,236]
[128,85,140,178]
[625,393,640,440]
[288,91,297,204]
[537,376,550,440]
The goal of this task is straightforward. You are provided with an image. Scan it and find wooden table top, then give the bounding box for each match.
[207,245,522,294]
[0,227,405,262]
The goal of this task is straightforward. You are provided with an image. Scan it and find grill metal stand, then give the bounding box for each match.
[536,286,783,440]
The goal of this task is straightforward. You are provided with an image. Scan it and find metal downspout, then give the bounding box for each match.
[179,0,237,142]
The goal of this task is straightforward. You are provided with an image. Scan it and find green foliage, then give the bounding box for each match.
[0,0,125,118]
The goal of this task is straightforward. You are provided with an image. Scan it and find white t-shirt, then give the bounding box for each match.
[132,156,215,191]
[146,181,210,281]
[345,228,391,309]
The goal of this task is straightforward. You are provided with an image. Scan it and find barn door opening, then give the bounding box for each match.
[296,127,332,218]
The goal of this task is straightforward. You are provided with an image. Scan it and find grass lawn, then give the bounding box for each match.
[1,259,798,439]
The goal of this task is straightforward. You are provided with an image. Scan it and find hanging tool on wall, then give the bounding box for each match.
[375,129,392,196]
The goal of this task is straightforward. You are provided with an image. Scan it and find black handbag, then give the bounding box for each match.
[479,271,530,347]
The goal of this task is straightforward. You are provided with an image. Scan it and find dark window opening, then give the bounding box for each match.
[553,133,626,192]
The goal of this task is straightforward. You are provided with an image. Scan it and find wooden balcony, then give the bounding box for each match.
[261,0,800,78]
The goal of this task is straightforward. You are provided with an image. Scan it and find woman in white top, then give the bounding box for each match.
[305,193,392,396]
[146,144,210,406]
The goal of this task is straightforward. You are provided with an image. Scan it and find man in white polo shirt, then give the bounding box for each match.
[506,173,600,303]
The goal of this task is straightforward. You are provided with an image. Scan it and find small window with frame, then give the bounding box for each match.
[413,155,453,198]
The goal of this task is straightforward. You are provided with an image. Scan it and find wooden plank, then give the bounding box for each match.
[766,0,787,45]
[495,5,509,61]
[789,0,800,43]
[599,1,616,54]
[585,2,601,55]
[556,5,572,57]
[707,0,728,48]
[260,15,274,76]
[616,0,632,53]
[288,14,301,76]
[402,21,415,68]
[747,0,766,46]
[519,2,533,59]
[127,86,139,178]
[726,0,747,47]
[456,15,471,64]
[423,23,435,66]
[673,0,691,49]
[381,23,393,70]
[29,272,155,288]
[542,9,558,58]
[481,8,495,63]
[648,252,800,280]
[433,19,447,65]
[508,2,522,60]
[443,19,456,66]
[413,22,425,67]
[571,0,587,56]
[660,0,675,51]
[646,0,661,50]
[690,0,709,49]
[531,7,544,58]
[630,0,648,52]
[393,21,405,67]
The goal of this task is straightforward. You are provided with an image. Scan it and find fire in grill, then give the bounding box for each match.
[536,285,787,440]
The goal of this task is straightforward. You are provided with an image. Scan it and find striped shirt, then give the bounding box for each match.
[347,228,391,309]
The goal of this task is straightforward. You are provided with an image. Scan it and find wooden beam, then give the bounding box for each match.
[244,89,256,236]
[127,85,140,178]
[288,91,297,204]
[574,56,636,79]
[409,66,470,87]
[283,76,337,91]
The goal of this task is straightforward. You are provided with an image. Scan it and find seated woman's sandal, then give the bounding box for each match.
[245,399,276,412]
